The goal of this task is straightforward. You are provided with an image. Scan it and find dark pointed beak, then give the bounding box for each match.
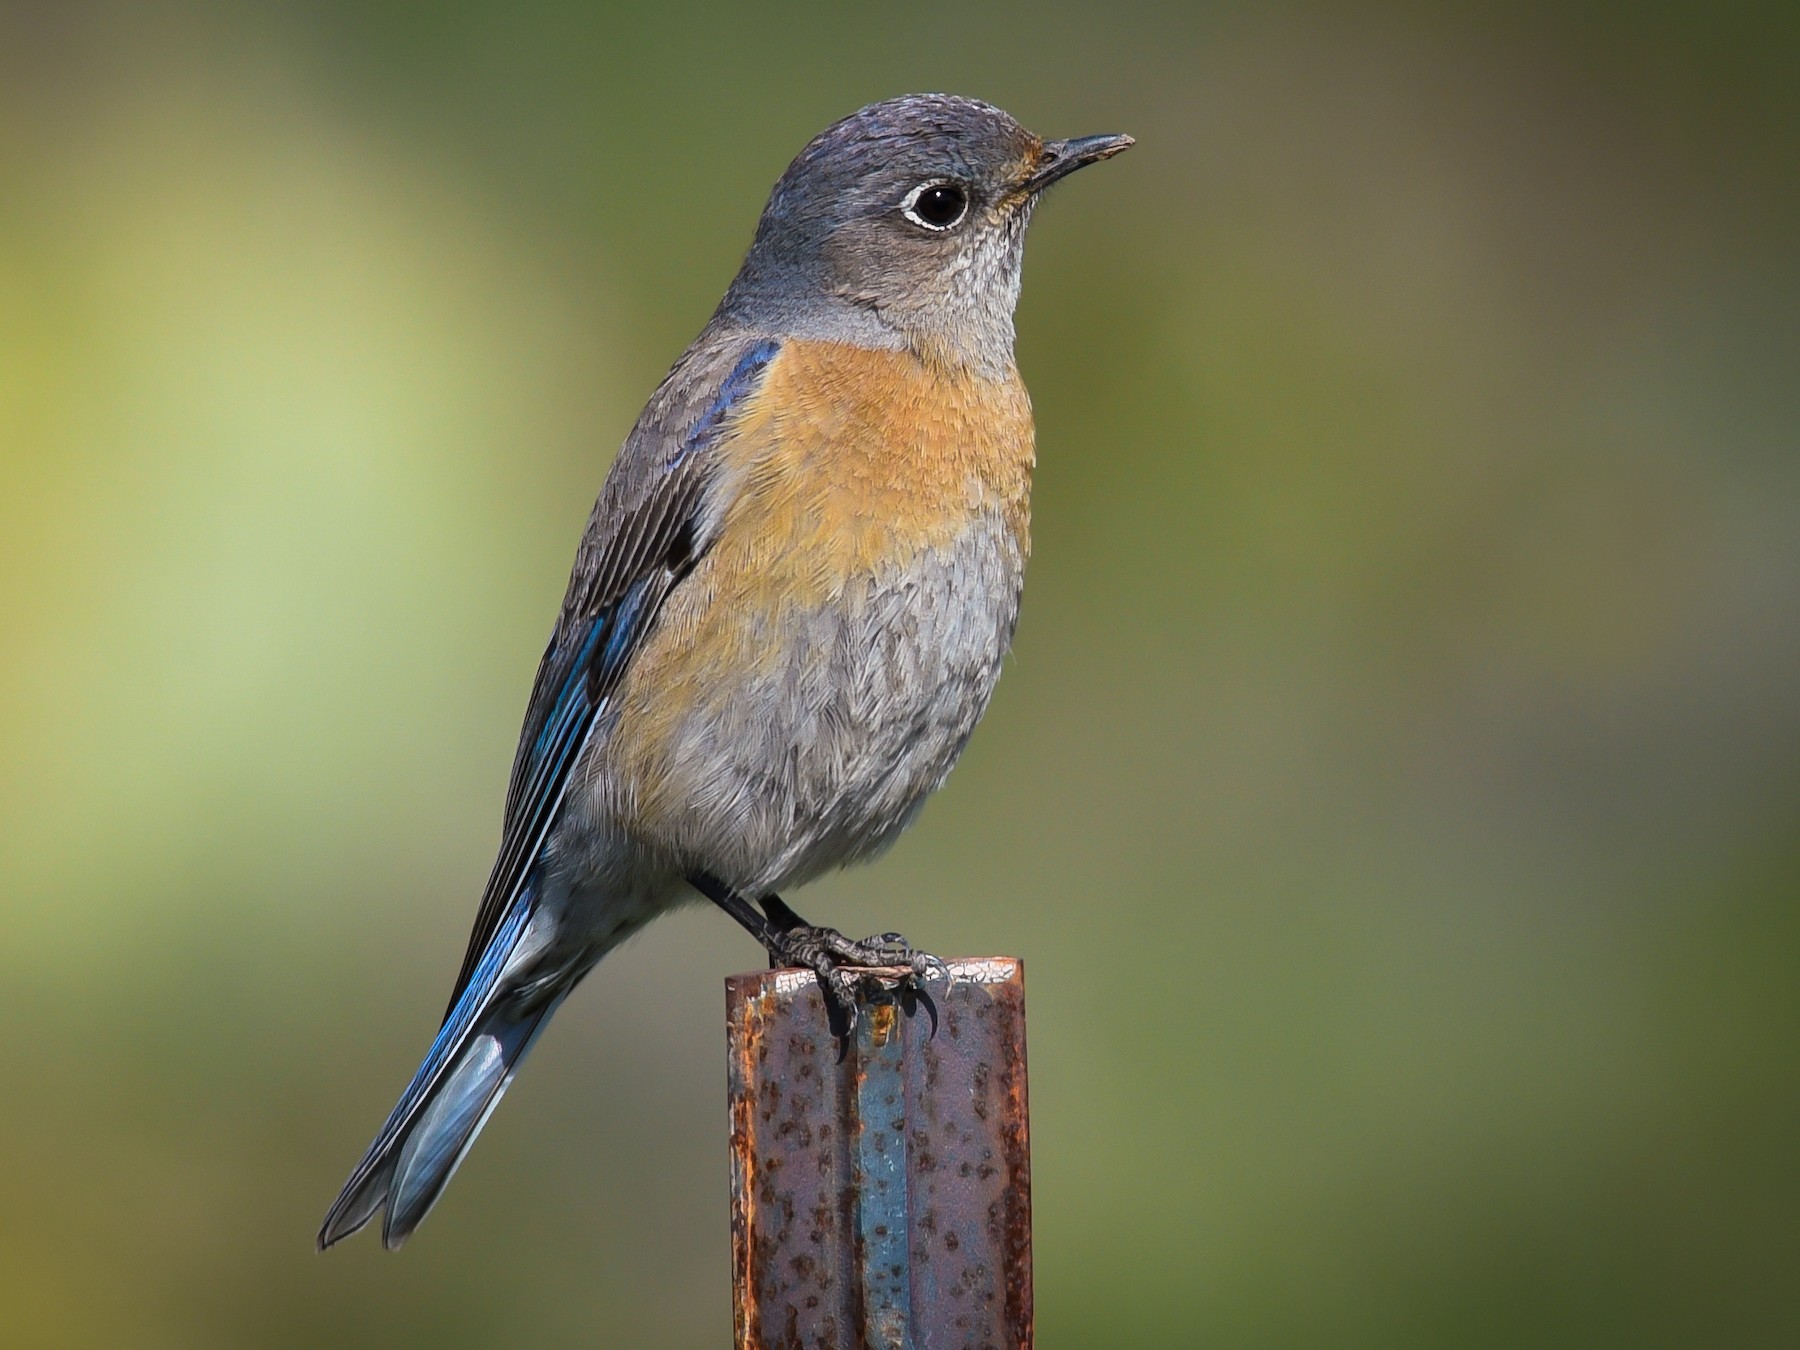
[1023,133,1134,193]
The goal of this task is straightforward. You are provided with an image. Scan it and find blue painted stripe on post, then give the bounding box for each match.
[855,1000,915,1350]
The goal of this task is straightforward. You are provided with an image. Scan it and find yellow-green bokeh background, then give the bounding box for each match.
[3,3,1797,1345]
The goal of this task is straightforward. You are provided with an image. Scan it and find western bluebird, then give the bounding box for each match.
[318,93,1130,1250]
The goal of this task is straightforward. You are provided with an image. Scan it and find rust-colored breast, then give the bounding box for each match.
[717,338,1036,586]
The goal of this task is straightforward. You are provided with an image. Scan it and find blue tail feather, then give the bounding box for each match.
[383,993,563,1246]
[318,885,560,1250]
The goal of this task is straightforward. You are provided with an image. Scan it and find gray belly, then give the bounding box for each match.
[616,510,1026,895]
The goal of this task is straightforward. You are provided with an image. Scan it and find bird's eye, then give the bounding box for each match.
[902,182,969,231]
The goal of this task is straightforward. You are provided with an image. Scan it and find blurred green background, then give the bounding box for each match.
[3,1,1797,1345]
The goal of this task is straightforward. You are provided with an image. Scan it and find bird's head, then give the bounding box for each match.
[722,94,1132,373]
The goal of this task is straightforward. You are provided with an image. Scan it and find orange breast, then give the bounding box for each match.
[717,338,1036,586]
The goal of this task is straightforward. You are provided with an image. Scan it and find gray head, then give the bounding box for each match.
[717,94,1131,374]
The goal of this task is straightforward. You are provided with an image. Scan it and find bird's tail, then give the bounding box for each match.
[318,891,566,1251]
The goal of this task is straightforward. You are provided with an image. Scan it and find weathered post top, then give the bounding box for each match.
[726,958,1032,1350]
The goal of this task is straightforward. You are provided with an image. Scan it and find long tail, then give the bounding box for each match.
[318,891,565,1251]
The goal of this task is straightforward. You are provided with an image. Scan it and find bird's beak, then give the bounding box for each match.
[1022,133,1135,194]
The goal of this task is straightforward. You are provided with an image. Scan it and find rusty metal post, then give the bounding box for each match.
[725,958,1032,1350]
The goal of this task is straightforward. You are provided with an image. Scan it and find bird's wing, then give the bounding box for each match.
[443,332,781,1011]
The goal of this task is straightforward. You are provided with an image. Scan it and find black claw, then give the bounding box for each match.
[898,980,940,1039]
[819,972,858,1051]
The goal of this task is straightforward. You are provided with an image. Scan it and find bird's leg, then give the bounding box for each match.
[689,873,786,950]
[755,891,808,938]
[691,873,943,1037]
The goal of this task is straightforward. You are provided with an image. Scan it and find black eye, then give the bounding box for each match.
[903,182,968,231]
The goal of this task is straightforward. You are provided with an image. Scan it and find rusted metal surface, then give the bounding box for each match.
[726,958,1032,1350]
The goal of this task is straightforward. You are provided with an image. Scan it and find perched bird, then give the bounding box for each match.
[318,93,1130,1251]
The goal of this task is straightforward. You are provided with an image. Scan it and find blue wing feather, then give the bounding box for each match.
[666,337,778,468]
[442,337,781,1013]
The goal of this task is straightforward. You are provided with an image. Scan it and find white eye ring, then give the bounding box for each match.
[901,181,970,231]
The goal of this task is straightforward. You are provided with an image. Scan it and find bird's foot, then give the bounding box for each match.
[771,926,946,1041]
[686,873,945,1044]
